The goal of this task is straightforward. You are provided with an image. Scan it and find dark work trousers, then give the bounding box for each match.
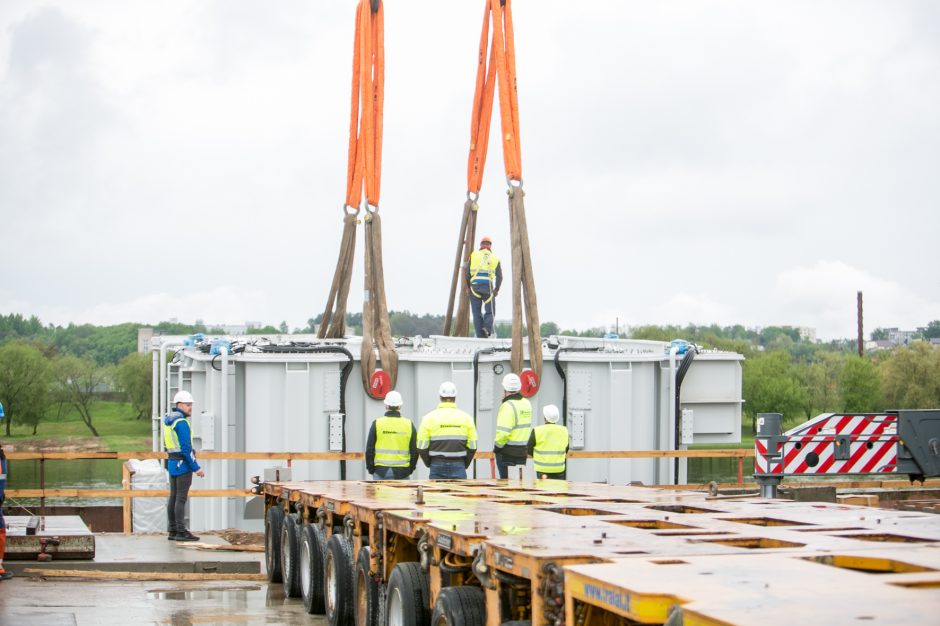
[428,459,467,480]
[496,454,525,479]
[470,287,495,338]
[167,472,193,533]
[537,470,567,480]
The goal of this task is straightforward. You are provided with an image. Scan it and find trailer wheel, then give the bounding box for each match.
[431,586,486,626]
[281,513,302,597]
[326,533,355,626]
[265,506,285,583]
[301,524,328,614]
[386,562,430,626]
[355,546,380,626]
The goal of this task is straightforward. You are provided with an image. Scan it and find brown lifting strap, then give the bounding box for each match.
[443,0,542,379]
[318,0,397,398]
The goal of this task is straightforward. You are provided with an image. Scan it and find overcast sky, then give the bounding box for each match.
[1,1,937,340]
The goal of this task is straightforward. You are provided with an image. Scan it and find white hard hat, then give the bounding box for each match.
[173,390,194,404]
[543,404,560,423]
[502,373,522,393]
[439,381,458,398]
[384,390,403,408]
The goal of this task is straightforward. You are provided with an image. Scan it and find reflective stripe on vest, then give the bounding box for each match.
[497,398,532,448]
[533,424,569,474]
[163,415,191,455]
[469,249,498,285]
[417,403,478,459]
[374,416,413,467]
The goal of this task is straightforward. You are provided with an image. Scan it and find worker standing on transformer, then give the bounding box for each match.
[528,404,570,479]
[365,391,418,480]
[0,402,12,581]
[164,390,204,542]
[417,382,478,479]
[466,235,503,338]
[494,373,533,479]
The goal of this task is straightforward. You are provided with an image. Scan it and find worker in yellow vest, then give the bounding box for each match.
[163,390,204,542]
[527,404,570,479]
[365,391,418,480]
[494,373,532,479]
[417,382,478,479]
[466,235,503,338]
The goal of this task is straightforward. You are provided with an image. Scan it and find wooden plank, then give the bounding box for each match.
[6,449,760,461]
[21,568,267,581]
[176,542,264,552]
[6,488,252,498]
[568,449,754,459]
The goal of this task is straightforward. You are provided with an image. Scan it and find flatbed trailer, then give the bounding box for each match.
[261,479,940,625]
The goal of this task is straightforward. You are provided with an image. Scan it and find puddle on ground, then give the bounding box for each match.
[148,586,260,600]
[151,584,327,625]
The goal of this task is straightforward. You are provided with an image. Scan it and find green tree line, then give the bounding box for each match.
[2,312,939,438]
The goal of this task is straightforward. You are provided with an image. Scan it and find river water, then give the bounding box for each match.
[7,458,125,506]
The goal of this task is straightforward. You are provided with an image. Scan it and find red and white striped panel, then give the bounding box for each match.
[780,414,898,475]
[754,438,783,475]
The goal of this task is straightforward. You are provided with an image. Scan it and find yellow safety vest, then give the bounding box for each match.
[374,416,414,468]
[495,397,532,449]
[468,249,500,301]
[163,415,192,455]
[532,424,569,474]
[417,402,478,460]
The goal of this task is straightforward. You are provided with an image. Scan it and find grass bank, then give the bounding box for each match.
[3,400,152,452]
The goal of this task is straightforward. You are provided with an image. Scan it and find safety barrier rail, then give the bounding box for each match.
[5,449,936,533]
[5,449,758,533]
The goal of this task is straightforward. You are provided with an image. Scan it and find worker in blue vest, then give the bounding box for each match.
[0,402,11,580]
[365,391,418,480]
[466,235,503,338]
[494,374,533,479]
[163,390,204,542]
[527,404,570,479]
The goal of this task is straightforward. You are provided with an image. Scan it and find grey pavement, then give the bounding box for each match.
[0,533,326,624]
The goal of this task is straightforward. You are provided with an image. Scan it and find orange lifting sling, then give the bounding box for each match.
[318,0,397,399]
[443,0,542,380]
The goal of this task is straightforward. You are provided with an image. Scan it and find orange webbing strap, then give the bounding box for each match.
[466,0,521,191]
[319,0,396,397]
[447,0,541,379]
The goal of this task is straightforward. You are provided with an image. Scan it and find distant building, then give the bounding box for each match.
[885,328,916,345]
[865,339,897,352]
[797,327,817,343]
[137,328,155,353]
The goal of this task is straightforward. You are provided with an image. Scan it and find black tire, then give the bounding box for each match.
[301,524,328,614]
[281,513,302,597]
[326,533,355,626]
[355,547,380,626]
[265,506,285,583]
[386,562,430,626]
[431,586,486,626]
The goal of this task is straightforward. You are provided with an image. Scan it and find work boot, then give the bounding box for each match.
[167,532,179,541]
[175,531,200,542]
[0,571,13,581]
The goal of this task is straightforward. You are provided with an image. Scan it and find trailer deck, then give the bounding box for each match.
[261,478,940,625]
